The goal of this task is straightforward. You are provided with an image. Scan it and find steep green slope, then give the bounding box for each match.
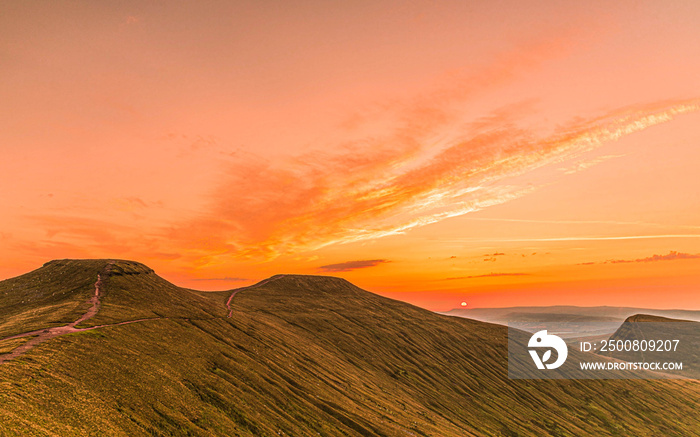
[0,260,106,338]
[82,259,227,325]
[0,261,698,436]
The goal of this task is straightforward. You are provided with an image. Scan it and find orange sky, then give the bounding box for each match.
[1,1,699,311]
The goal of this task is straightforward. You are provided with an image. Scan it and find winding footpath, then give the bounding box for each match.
[0,265,267,363]
[225,276,279,318]
[0,262,158,364]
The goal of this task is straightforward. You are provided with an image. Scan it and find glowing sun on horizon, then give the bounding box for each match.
[460,301,467,307]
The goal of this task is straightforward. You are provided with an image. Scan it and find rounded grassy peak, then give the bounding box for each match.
[41,258,110,270]
[41,259,154,276]
[255,274,360,295]
[108,260,155,277]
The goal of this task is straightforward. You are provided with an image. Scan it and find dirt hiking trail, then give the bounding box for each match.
[0,261,159,364]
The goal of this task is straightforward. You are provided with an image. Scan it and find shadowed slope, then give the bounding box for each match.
[0,262,698,436]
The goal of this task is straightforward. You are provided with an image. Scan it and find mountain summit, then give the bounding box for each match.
[0,260,698,436]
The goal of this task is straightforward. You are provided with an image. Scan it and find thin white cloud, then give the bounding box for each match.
[463,217,700,230]
[559,154,626,174]
[448,234,700,243]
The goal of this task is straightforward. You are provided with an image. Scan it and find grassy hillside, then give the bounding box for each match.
[0,260,106,338]
[0,260,698,436]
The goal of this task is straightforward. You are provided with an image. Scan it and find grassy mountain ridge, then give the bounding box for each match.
[84,259,227,326]
[0,259,106,338]
[0,260,698,436]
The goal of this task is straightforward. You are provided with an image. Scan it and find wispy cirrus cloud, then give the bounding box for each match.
[451,234,700,244]
[16,25,698,268]
[463,217,700,230]
[318,259,390,272]
[176,98,700,261]
[559,154,626,174]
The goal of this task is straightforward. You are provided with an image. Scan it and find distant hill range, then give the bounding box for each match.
[0,260,698,436]
[442,305,700,323]
[442,306,700,341]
